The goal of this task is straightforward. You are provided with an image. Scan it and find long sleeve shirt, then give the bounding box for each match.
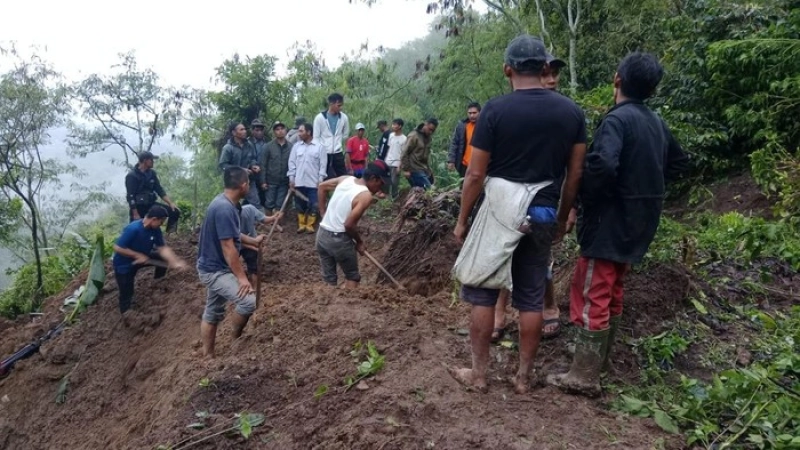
[287,140,328,188]
[400,129,432,173]
[218,139,256,172]
[312,111,350,154]
[125,167,167,209]
[260,139,293,185]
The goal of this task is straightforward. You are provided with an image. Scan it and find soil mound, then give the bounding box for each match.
[0,215,682,450]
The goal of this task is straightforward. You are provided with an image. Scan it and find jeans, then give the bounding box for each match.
[263,183,290,211]
[409,171,432,190]
[326,152,347,180]
[130,203,180,233]
[294,186,318,214]
[114,252,167,313]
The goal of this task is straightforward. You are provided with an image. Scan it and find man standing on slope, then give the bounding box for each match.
[447,102,481,178]
[239,204,282,288]
[317,161,390,288]
[384,119,407,199]
[261,120,293,231]
[375,120,391,161]
[450,35,587,394]
[548,52,688,397]
[346,123,370,178]
[197,167,265,358]
[400,118,438,190]
[113,205,186,314]
[313,93,350,179]
[125,151,180,233]
[287,116,305,146]
[219,122,261,210]
[288,123,327,234]
[249,118,269,210]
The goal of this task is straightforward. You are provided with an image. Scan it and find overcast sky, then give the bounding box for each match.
[2,0,437,87]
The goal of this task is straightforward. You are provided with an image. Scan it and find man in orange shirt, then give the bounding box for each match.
[447,102,481,177]
[346,123,370,178]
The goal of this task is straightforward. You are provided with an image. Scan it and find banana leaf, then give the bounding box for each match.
[67,235,106,322]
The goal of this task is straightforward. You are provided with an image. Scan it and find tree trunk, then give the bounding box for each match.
[569,31,578,92]
[27,198,44,308]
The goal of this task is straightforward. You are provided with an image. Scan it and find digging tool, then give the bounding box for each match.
[292,187,309,203]
[265,190,294,245]
[255,243,262,308]
[144,259,170,269]
[362,248,404,290]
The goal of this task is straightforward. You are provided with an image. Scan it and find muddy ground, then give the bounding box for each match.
[1,212,694,450]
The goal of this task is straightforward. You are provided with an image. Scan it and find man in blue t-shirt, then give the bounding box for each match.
[197,166,266,358]
[239,204,282,288]
[112,205,186,313]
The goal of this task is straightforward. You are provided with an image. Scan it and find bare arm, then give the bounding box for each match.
[558,143,587,224]
[317,176,349,218]
[113,244,149,264]
[155,246,186,269]
[455,147,490,243]
[221,238,248,282]
[344,192,373,254]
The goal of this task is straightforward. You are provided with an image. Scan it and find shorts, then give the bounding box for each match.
[461,222,556,312]
[198,271,256,324]
[316,228,360,284]
[240,247,258,275]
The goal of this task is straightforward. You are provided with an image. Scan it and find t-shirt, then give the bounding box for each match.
[327,113,340,137]
[471,88,586,207]
[462,121,476,167]
[385,133,407,168]
[112,220,164,274]
[197,194,242,274]
[240,204,266,238]
[346,136,370,169]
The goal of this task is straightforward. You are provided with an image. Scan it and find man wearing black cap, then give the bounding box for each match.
[287,116,305,146]
[451,35,587,394]
[316,161,390,289]
[375,120,391,161]
[112,205,187,313]
[125,151,180,233]
[250,119,269,209]
[260,121,293,225]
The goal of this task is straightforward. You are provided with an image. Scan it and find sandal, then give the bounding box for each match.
[542,318,561,339]
[491,327,506,343]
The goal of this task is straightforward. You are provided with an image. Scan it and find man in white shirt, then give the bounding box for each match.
[384,118,407,199]
[312,93,351,179]
[288,123,327,234]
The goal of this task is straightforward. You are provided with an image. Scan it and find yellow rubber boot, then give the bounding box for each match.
[305,213,317,233]
[296,213,307,234]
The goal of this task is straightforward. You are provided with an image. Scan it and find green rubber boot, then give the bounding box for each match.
[603,315,622,373]
[547,327,609,397]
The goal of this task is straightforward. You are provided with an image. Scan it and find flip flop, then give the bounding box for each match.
[542,318,561,339]
[490,327,506,343]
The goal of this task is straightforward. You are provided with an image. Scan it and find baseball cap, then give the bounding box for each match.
[547,53,567,69]
[295,116,306,126]
[504,34,547,71]
[355,122,366,130]
[364,160,391,184]
[251,119,265,128]
[138,151,159,162]
[272,120,286,129]
[145,205,169,219]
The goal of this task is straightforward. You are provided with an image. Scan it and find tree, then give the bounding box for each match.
[69,52,189,167]
[0,48,70,304]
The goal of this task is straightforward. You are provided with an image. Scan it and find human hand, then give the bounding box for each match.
[454,221,469,245]
[237,276,254,298]
[132,210,141,220]
[565,208,578,234]
[133,253,150,265]
[553,220,567,244]
[356,241,366,256]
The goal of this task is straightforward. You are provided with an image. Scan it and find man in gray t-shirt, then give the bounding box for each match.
[239,204,282,287]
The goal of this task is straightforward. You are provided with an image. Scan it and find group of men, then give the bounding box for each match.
[111,33,688,398]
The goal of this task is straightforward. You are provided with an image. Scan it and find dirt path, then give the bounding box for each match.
[0,217,680,450]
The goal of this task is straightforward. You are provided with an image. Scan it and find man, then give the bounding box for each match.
[400,118,438,190]
[125,151,180,233]
[249,118,269,209]
[375,120,391,161]
[384,119,407,199]
[113,205,186,314]
[288,123,327,233]
[346,123,370,178]
[450,35,587,394]
[548,52,688,397]
[239,204,282,287]
[261,121,293,228]
[317,161,391,288]
[313,93,350,179]
[286,116,305,146]
[219,122,261,209]
[492,54,569,342]
[197,167,265,359]
[447,102,481,177]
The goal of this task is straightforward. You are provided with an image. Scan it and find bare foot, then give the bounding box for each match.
[447,367,488,393]
[511,373,529,394]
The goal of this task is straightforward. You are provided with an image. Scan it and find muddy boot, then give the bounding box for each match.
[296,213,307,234]
[305,213,317,233]
[603,315,621,373]
[546,327,609,397]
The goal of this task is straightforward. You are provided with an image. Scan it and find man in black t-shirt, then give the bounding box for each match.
[450,35,587,394]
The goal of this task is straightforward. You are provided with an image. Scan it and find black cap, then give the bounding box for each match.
[138,151,159,162]
[272,120,286,130]
[251,119,265,128]
[376,120,387,128]
[145,205,169,219]
[504,34,547,70]
[547,53,567,69]
[294,116,306,126]
[364,160,391,184]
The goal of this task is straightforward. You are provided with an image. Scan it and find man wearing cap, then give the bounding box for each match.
[447,102,481,178]
[450,35,587,394]
[316,161,390,288]
[313,93,351,179]
[375,120,391,161]
[260,121,293,229]
[219,122,261,209]
[113,205,187,314]
[125,151,180,233]
[288,123,327,233]
[287,117,305,146]
[346,123,370,178]
[400,118,438,190]
[249,119,269,209]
